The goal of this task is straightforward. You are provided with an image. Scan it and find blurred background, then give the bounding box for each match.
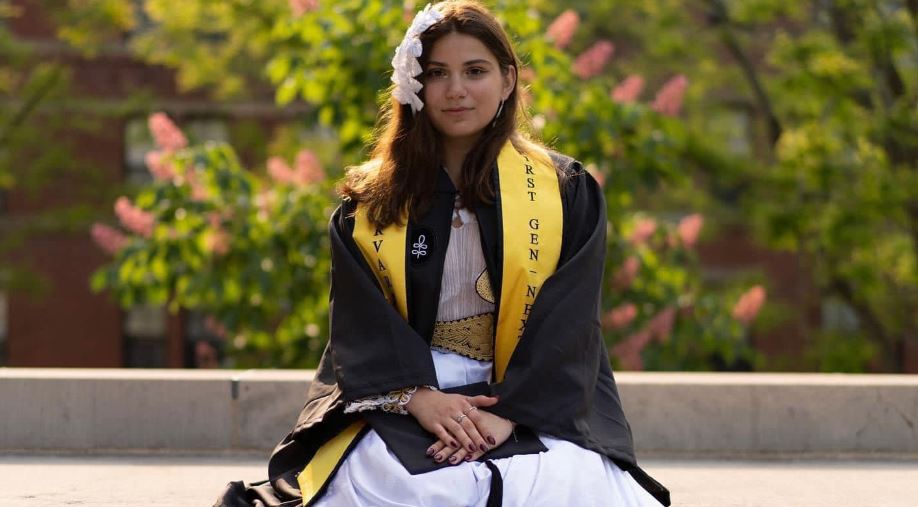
[0,0,915,373]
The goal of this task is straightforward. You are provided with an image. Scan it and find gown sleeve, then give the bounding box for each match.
[327,199,440,401]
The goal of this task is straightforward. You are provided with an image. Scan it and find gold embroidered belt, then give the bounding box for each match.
[431,312,495,361]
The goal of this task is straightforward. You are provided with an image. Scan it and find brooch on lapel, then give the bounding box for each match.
[409,227,436,265]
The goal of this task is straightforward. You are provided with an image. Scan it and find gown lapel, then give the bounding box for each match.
[406,168,456,343]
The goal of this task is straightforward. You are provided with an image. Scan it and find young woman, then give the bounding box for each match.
[216,2,670,506]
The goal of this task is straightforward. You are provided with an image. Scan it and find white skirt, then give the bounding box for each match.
[315,350,662,507]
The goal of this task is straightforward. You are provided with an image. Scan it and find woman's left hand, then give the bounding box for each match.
[426,409,514,465]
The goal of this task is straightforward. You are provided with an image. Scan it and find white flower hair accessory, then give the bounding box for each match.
[391,3,444,113]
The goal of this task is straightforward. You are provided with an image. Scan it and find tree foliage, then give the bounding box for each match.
[1,0,109,296]
[543,0,917,371]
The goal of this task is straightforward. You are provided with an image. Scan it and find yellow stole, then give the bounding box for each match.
[298,141,562,504]
[492,143,563,380]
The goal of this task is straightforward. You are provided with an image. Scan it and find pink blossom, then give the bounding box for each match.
[647,306,676,343]
[678,213,704,248]
[519,67,536,83]
[546,9,579,50]
[611,75,645,104]
[611,328,653,371]
[630,217,657,245]
[612,256,640,290]
[204,315,229,339]
[733,285,767,325]
[205,226,231,256]
[294,149,325,185]
[194,341,220,368]
[185,170,208,202]
[90,223,129,255]
[612,307,676,369]
[586,164,605,188]
[520,87,533,107]
[652,74,689,117]
[144,151,175,181]
[148,112,187,151]
[206,212,222,229]
[602,303,637,330]
[573,40,615,79]
[267,156,296,185]
[255,190,277,214]
[204,212,230,255]
[114,196,155,238]
[289,0,319,17]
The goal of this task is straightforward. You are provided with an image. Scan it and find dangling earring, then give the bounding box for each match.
[491,99,505,127]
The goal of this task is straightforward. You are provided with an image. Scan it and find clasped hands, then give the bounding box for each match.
[405,388,514,465]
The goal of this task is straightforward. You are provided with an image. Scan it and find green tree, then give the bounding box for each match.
[0,0,111,297]
[544,0,917,371]
[91,115,334,366]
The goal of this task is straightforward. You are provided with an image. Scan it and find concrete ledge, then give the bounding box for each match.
[1,369,916,456]
[618,373,918,456]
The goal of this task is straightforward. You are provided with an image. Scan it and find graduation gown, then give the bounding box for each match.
[213,152,671,507]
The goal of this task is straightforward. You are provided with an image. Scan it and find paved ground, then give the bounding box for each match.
[1,454,916,506]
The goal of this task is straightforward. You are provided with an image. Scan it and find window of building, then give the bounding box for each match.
[123,304,167,367]
[707,107,753,157]
[821,297,860,332]
[186,118,229,145]
[124,117,156,185]
[725,109,752,157]
[184,311,224,369]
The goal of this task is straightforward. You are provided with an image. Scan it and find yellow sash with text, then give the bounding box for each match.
[492,143,562,380]
[298,141,562,504]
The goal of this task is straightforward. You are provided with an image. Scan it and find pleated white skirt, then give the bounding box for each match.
[315,350,662,507]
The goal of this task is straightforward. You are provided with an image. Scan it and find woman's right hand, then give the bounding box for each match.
[426,409,514,465]
[405,389,498,459]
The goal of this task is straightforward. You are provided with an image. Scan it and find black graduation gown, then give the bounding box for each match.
[213,153,671,507]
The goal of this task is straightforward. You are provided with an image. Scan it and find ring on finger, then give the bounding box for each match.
[454,414,468,423]
[462,406,478,416]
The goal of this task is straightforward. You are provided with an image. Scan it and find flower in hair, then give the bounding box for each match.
[391,3,443,113]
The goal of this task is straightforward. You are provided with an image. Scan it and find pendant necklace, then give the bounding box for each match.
[452,194,464,228]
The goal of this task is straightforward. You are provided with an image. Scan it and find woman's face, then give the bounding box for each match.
[422,32,516,147]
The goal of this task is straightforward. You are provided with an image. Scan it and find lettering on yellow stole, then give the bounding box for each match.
[371,228,394,305]
[525,163,537,201]
[518,157,541,340]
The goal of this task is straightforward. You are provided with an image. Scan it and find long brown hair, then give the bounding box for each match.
[340,0,556,229]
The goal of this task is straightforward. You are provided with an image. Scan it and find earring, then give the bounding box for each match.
[491,100,505,127]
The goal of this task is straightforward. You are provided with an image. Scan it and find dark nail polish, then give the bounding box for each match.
[434,454,442,462]
[465,454,472,461]
[468,443,476,452]
[449,440,457,448]
[449,455,458,464]
[487,436,496,445]
[426,447,434,456]
[480,443,487,452]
